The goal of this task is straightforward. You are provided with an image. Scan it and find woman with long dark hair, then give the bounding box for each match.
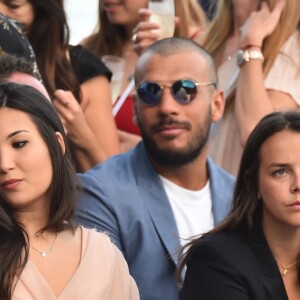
[179,111,300,299]
[0,82,138,299]
[0,0,121,171]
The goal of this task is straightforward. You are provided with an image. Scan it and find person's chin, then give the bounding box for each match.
[156,141,190,156]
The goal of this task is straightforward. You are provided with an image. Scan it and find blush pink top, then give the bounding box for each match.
[13,227,139,300]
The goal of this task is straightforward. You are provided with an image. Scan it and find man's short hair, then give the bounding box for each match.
[0,54,50,101]
[0,54,37,82]
[134,37,218,87]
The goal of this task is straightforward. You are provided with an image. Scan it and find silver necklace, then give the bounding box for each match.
[30,232,58,258]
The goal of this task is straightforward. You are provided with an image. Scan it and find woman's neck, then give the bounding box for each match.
[15,208,50,237]
[263,219,300,266]
[124,22,137,40]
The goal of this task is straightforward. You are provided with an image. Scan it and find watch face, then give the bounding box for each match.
[236,49,264,67]
[236,50,244,66]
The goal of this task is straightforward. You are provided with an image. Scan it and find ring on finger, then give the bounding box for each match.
[132,33,138,43]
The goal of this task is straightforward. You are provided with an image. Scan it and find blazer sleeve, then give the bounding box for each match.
[180,240,251,300]
[75,173,124,252]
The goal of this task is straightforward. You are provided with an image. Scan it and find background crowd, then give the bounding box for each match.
[0,0,299,299]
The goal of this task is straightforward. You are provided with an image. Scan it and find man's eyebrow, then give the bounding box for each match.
[7,130,29,139]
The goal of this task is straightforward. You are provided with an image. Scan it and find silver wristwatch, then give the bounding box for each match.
[236,49,264,66]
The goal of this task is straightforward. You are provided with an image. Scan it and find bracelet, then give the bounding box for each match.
[241,44,262,50]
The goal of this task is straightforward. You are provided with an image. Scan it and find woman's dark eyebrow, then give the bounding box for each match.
[7,130,29,139]
[268,163,289,169]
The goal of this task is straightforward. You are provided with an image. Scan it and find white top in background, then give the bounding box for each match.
[64,0,98,45]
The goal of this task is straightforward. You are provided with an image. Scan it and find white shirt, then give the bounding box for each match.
[159,176,214,246]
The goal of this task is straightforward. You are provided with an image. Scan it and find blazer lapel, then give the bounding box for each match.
[207,158,233,225]
[133,143,181,266]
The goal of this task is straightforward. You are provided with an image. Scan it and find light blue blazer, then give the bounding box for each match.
[75,142,235,300]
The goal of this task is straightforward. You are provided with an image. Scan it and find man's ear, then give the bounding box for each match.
[55,132,65,155]
[211,89,225,123]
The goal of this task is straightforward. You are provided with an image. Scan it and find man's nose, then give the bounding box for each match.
[158,87,181,116]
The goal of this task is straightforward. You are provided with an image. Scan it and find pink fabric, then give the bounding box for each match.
[13,227,139,299]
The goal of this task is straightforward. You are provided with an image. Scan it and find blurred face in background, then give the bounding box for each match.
[0,0,34,34]
[102,0,147,28]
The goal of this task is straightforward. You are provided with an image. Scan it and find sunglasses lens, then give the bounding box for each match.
[137,82,162,105]
[172,80,197,103]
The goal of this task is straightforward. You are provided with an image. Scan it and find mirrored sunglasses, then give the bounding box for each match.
[136,79,216,106]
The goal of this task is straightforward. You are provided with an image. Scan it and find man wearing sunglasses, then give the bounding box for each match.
[76,37,235,300]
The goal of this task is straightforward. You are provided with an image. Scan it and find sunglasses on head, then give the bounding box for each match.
[136,79,216,106]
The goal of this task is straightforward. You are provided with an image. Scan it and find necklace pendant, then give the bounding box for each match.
[283,268,288,276]
[41,251,48,258]
[30,232,58,258]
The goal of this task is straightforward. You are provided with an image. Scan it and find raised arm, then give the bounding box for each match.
[80,75,120,157]
[235,0,298,145]
[54,75,120,171]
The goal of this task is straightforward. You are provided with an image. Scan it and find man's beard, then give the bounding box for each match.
[137,112,211,167]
